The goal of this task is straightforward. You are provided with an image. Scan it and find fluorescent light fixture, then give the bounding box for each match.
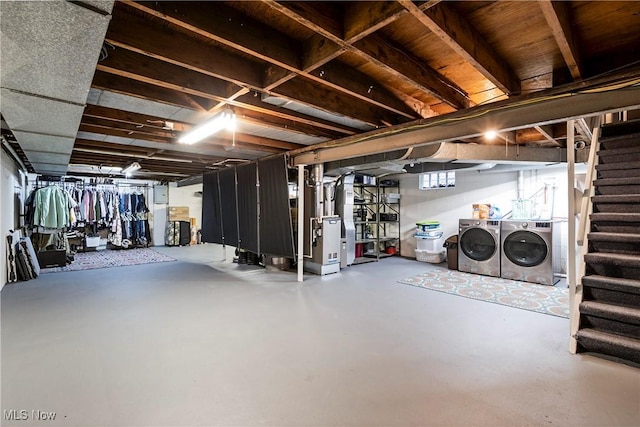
[178,109,236,145]
[122,162,141,177]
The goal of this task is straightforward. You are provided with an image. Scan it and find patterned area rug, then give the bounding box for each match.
[40,248,176,273]
[399,268,569,318]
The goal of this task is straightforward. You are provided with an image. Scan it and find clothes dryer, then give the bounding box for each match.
[500,220,560,285]
[458,219,501,277]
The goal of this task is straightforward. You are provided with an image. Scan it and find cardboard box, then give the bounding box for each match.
[168,206,190,221]
[472,204,491,219]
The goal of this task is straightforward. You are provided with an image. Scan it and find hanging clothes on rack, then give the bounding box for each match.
[30,185,71,229]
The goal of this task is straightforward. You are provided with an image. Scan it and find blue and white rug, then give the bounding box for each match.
[399,268,569,318]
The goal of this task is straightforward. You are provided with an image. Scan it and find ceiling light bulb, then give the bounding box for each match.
[484,130,498,140]
[226,113,237,132]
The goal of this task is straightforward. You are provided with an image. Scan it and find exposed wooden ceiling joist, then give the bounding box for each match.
[399,0,520,95]
[125,1,416,119]
[262,0,470,111]
[539,0,582,80]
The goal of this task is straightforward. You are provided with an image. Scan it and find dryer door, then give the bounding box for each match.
[503,230,548,267]
[460,228,497,261]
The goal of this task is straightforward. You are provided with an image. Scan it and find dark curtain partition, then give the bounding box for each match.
[258,155,295,258]
[219,167,239,247]
[201,172,223,244]
[236,163,259,253]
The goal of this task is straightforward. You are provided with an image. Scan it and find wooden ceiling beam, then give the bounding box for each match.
[399,0,520,95]
[81,116,178,140]
[96,47,239,100]
[305,60,417,119]
[353,34,471,110]
[74,139,228,163]
[234,93,358,136]
[107,6,265,88]
[92,72,355,138]
[262,1,343,40]
[575,118,593,141]
[343,1,409,44]
[124,1,414,121]
[534,125,559,145]
[79,123,174,144]
[95,60,350,139]
[343,1,441,43]
[106,17,393,130]
[233,108,331,141]
[263,0,469,111]
[83,105,189,133]
[539,0,582,80]
[273,77,396,128]
[92,71,210,112]
[124,1,302,71]
[79,120,289,155]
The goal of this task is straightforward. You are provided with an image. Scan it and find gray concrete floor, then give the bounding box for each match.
[2,244,639,427]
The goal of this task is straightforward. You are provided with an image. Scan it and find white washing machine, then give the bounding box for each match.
[500,220,560,286]
[458,219,501,277]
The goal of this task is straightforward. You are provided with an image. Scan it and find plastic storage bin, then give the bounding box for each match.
[415,233,445,263]
[415,249,446,263]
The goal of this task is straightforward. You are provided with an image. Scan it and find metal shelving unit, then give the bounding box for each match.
[352,176,400,263]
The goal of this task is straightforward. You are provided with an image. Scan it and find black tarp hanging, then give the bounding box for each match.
[218,167,239,247]
[258,155,295,258]
[236,163,259,253]
[201,171,223,244]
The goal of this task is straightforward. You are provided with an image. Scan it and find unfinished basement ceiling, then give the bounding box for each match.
[1,1,640,181]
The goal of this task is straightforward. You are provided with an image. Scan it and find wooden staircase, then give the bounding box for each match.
[575,120,640,365]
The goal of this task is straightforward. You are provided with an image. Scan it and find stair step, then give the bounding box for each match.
[585,252,640,267]
[592,198,640,213]
[584,253,640,280]
[590,218,640,233]
[594,177,640,186]
[576,328,640,364]
[593,178,640,195]
[582,275,640,295]
[596,152,640,165]
[581,301,640,325]
[600,120,640,139]
[588,232,640,255]
[598,146,640,157]
[596,161,640,172]
[596,167,640,180]
[592,194,640,204]
[600,137,640,151]
[582,275,640,307]
[590,212,640,222]
[588,232,640,243]
[580,301,640,339]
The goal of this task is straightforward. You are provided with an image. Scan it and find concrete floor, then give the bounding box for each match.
[2,244,639,427]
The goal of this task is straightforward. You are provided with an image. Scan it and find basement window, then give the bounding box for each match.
[419,171,456,190]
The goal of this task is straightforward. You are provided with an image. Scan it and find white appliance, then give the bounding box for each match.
[458,219,501,277]
[500,220,560,285]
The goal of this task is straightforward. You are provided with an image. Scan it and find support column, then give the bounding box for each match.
[297,164,305,282]
[567,120,578,353]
